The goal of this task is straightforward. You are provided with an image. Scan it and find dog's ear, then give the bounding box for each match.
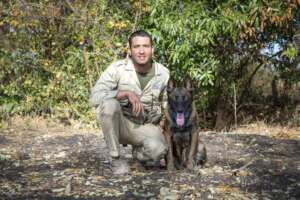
[167,79,176,93]
[184,78,194,92]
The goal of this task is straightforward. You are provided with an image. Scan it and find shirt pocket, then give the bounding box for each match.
[151,80,163,99]
[118,82,136,91]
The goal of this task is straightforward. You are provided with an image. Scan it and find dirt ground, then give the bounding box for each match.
[0,117,299,200]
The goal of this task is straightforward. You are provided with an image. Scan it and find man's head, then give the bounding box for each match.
[128,30,153,66]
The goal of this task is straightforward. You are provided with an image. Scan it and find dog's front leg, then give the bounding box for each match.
[165,129,175,171]
[186,129,198,170]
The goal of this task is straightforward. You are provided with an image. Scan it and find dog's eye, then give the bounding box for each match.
[170,96,177,101]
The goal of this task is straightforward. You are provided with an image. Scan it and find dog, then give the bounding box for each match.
[162,78,207,170]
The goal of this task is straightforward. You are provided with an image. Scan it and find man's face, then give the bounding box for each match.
[129,36,153,66]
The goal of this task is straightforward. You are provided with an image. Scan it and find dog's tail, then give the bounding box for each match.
[196,142,207,166]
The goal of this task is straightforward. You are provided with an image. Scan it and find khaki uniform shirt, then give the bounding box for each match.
[89,58,170,120]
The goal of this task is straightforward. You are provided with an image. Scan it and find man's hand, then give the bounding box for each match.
[116,90,144,116]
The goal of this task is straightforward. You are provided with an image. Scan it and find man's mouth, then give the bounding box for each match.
[138,56,146,60]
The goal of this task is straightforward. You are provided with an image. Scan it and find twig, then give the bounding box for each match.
[64,0,78,14]
[131,0,142,33]
[232,159,255,174]
[83,48,93,89]
[233,83,237,128]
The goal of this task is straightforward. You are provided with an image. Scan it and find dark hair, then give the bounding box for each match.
[128,30,152,48]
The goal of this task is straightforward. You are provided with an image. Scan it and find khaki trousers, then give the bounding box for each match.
[96,99,167,162]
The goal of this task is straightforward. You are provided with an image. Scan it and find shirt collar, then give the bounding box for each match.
[125,57,162,76]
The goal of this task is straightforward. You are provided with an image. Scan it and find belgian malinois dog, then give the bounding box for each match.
[162,78,207,170]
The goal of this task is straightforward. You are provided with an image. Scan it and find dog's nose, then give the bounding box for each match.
[177,106,184,113]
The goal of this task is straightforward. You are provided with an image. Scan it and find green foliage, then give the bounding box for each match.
[282,45,298,59]
[0,0,136,121]
[146,1,226,86]
[140,0,299,113]
[0,0,299,126]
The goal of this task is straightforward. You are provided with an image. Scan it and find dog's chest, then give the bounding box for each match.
[172,131,191,147]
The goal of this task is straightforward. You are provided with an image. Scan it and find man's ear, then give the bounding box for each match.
[127,42,131,56]
[184,77,194,92]
[167,79,176,93]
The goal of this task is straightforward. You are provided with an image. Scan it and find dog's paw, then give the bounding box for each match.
[186,161,194,170]
[167,163,176,171]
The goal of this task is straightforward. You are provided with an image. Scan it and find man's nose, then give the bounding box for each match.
[138,47,145,53]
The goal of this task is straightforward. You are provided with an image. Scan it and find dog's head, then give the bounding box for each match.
[167,78,194,127]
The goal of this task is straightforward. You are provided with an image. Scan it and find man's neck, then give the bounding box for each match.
[133,61,153,74]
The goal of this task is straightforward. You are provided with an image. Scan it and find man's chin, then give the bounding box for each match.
[133,60,152,67]
[130,55,152,66]
[137,62,149,66]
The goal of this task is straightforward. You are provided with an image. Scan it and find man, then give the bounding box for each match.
[89,30,170,175]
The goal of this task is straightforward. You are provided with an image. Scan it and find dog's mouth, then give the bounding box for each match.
[176,113,185,126]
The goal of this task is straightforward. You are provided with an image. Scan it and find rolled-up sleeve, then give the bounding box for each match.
[89,63,119,107]
[157,68,170,110]
[160,75,169,110]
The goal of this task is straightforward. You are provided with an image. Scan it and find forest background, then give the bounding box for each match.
[1,0,300,129]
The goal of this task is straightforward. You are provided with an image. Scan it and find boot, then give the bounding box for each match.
[110,158,130,175]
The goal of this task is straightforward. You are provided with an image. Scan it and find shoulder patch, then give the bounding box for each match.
[152,81,163,90]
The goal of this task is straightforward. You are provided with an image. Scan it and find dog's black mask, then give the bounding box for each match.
[167,79,194,128]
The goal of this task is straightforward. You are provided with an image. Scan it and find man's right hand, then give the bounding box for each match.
[116,90,144,117]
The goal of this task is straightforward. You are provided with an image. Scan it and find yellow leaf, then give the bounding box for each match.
[79,36,85,45]
[10,20,18,26]
[217,184,241,194]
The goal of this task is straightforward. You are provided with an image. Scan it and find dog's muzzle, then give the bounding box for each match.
[176,113,185,127]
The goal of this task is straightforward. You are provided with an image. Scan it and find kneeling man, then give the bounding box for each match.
[89,30,169,175]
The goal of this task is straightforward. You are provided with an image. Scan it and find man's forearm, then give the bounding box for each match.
[116,90,129,100]
[89,88,118,107]
[116,90,143,116]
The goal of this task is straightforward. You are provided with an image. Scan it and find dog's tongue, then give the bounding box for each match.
[176,113,185,126]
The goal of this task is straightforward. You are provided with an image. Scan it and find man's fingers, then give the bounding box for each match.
[133,101,139,116]
[132,101,143,117]
[136,102,142,116]
[126,91,144,116]
[133,102,139,116]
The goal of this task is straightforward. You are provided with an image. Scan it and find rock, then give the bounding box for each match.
[64,176,73,196]
[159,187,180,200]
[55,151,67,158]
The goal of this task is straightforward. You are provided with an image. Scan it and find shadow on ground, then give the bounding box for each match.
[0,128,299,200]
